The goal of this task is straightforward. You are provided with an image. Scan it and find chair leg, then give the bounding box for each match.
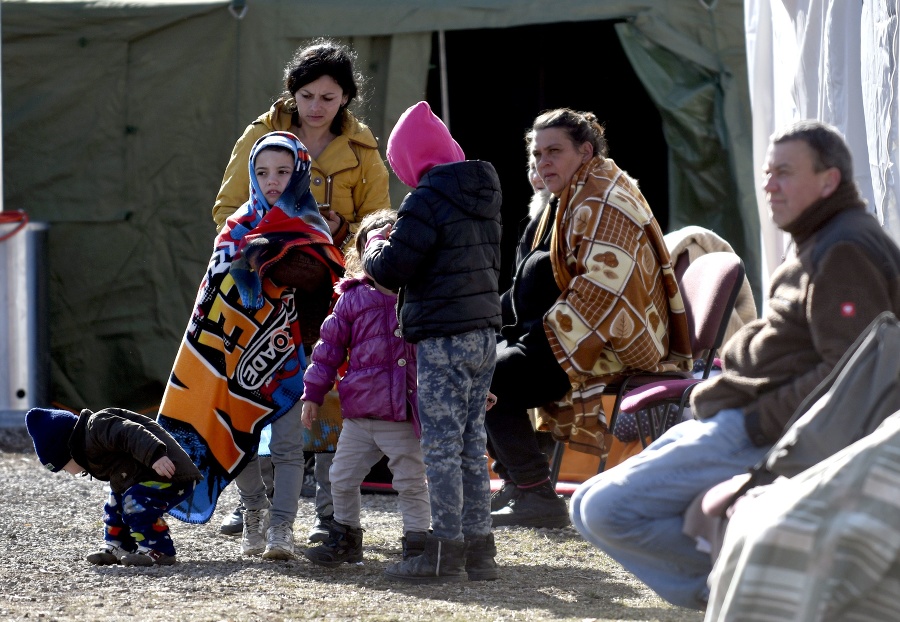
[676,385,698,424]
[635,405,655,448]
[549,440,565,487]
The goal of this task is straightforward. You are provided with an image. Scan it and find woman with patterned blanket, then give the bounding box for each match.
[487,109,692,529]
[157,132,343,555]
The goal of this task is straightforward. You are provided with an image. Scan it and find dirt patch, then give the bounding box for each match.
[0,428,703,622]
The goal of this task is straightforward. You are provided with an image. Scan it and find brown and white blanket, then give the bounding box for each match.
[536,157,692,456]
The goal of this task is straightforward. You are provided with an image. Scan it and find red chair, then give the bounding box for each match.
[613,251,746,446]
[548,251,740,486]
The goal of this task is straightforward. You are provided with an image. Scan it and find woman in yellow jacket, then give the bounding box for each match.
[212,38,392,551]
[212,38,391,248]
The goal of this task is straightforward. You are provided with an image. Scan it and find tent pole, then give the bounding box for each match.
[438,30,450,130]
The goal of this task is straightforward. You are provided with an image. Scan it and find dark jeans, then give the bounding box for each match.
[485,333,571,486]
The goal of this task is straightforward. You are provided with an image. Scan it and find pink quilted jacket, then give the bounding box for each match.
[300,276,420,437]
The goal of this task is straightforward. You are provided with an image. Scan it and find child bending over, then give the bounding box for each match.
[25,407,201,566]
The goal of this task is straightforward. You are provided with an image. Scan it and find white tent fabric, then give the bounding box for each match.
[746,0,899,300]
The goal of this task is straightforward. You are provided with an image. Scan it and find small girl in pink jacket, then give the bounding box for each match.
[300,208,430,567]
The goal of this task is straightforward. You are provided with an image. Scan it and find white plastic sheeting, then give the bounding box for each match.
[746,0,899,298]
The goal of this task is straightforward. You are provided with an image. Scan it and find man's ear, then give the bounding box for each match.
[821,167,841,197]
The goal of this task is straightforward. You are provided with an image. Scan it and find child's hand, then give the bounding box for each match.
[366,223,392,244]
[322,209,342,235]
[486,391,498,411]
[301,401,319,430]
[152,455,176,478]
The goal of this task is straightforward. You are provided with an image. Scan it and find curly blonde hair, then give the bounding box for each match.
[343,208,398,277]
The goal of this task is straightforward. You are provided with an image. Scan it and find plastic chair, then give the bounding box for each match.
[613,251,746,447]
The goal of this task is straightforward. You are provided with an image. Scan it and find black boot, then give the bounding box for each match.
[490,480,570,528]
[401,530,428,560]
[302,521,363,568]
[465,532,499,581]
[307,513,335,544]
[490,481,520,512]
[384,534,466,583]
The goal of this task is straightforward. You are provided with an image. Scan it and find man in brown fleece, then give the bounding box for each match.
[568,119,900,611]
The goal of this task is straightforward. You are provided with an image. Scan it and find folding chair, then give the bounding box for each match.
[613,251,746,446]
[547,250,705,486]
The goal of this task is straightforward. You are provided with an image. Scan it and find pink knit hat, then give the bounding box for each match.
[387,101,465,188]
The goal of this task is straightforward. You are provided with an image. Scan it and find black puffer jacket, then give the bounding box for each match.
[69,407,202,493]
[363,160,502,343]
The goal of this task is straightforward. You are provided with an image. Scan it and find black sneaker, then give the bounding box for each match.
[490,481,520,512]
[86,543,131,565]
[490,482,570,529]
[219,503,244,536]
[120,547,177,566]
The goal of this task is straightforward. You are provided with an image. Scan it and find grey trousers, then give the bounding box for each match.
[330,417,430,532]
[314,451,334,518]
[234,400,304,527]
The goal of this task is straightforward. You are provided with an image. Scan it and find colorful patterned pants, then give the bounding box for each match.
[102,480,197,556]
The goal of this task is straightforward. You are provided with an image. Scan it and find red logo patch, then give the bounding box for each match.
[840,302,856,317]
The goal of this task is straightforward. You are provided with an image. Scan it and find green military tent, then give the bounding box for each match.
[1,0,756,411]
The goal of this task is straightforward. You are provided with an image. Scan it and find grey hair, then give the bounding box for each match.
[770,119,853,183]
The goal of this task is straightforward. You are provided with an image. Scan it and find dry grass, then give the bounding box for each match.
[0,428,703,622]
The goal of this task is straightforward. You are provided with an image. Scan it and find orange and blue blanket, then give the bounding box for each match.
[158,133,343,523]
[159,220,342,523]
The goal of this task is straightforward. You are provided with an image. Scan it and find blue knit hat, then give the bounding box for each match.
[25,408,78,472]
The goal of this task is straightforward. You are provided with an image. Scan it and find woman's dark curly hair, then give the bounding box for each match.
[282,38,364,135]
[531,108,608,159]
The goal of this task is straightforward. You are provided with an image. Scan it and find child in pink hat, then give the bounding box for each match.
[363,101,502,583]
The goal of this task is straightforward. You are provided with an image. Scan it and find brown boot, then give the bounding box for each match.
[384,534,466,583]
[465,532,499,581]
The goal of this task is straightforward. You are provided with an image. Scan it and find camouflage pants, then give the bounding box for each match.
[417,328,496,540]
